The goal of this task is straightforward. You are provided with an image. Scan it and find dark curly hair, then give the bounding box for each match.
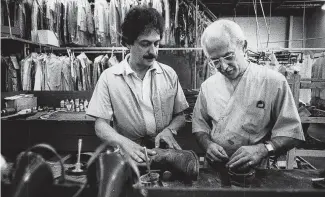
[121,6,165,46]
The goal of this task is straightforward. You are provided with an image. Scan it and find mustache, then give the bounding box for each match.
[143,54,157,59]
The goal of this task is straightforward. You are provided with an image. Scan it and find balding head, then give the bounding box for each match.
[201,19,247,57]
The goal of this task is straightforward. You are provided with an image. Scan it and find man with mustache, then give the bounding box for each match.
[87,7,189,163]
[193,19,305,172]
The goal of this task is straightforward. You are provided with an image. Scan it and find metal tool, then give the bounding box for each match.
[144,147,151,176]
[72,139,83,173]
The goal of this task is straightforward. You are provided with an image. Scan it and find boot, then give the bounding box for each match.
[150,148,199,181]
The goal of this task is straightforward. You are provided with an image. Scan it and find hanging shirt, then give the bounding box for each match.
[193,63,305,159]
[109,0,120,46]
[44,54,62,90]
[33,55,44,90]
[93,55,104,87]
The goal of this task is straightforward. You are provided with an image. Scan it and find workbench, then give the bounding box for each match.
[2,161,324,197]
[1,111,203,160]
[138,168,325,197]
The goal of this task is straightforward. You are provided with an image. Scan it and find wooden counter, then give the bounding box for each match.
[2,163,324,197]
[1,112,100,160]
[142,169,325,197]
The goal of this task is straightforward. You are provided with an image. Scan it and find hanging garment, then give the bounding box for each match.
[33,55,45,90]
[60,56,74,91]
[312,56,325,100]
[298,55,314,105]
[160,0,170,45]
[94,0,110,46]
[74,58,83,91]
[108,55,119,68]
[109,0,120,46]
[44,54,63,90]
[18,1,32,39]
[21,54,36,91]
[152,0,163,15]
[61,0,68,45]
[46,0,56,31]
[67,0,78,44]
[93,55,104,87]
[77,52,92,90]
[31,0,39,33]
[100,54,110,71]
[2,57,19,92]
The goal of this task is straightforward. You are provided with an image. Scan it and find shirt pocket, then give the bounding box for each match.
[160,89,175,117]
[241,103,266,135]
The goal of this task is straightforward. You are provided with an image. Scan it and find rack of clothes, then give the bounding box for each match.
[1,50,121,92]
[2,0,213,48]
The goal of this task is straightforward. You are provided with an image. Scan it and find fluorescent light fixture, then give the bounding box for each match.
[322,4,325,10]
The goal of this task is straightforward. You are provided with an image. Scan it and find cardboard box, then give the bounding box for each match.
[33,30,60,47]
[4,94,37,112]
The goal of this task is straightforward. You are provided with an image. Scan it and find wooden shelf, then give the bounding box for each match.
[1,36,60,48]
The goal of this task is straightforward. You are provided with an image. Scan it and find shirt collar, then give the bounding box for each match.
[112,54,163,75]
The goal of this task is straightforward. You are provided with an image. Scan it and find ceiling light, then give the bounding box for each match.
[322,4,325,10]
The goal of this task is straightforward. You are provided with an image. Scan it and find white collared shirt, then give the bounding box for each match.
[124,60,157,135]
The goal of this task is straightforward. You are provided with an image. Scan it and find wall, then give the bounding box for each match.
[306,8,325,48]
[222,16,309,50]
[291,16,306,48]
[223,17,288,50]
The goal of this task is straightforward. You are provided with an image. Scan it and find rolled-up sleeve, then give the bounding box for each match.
[86,72,113,121]
[271,78,305,141]
[173,78,189,114]
[192,85,211,134]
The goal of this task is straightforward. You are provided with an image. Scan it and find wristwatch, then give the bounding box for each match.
[264,141,275,155]
[167,128,177,135]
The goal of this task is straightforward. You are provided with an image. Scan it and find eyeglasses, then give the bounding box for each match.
[209,53,236,70]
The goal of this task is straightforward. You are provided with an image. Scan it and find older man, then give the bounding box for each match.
[193,19,304,171]
[87,7,189,163]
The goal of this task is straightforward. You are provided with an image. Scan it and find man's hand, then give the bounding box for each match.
[120,139,156,163]
[226,144,268,171]
[155,128,182,150]
[206,142,229,162]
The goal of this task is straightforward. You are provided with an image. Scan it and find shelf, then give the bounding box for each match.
[2,111,95,122]
[1,36,60,48]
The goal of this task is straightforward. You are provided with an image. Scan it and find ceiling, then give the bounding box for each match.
[200,0,325,17]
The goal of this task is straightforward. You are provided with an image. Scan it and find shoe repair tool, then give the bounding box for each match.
[312,177,325,189]
[1,109,36,120]
[144,147,151,176]
[39,109,66,120]
[140,172,160,187]
[73,139,83,173]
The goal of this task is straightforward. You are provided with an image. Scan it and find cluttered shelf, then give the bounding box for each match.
[1,36,60,48]
[2,111,95,122]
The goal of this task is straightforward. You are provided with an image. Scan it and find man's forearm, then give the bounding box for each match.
[166,112,186,132]
[95,118,132,147]
[194,132,214,152]
[269,136,303,155]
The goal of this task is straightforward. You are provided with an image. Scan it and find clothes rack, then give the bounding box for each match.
[257,48,325,52]
[51,47,204,51]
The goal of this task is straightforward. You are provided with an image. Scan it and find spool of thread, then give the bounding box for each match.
[1,108,16,116]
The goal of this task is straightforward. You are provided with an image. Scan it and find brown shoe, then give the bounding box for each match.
[150,148,199,181]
